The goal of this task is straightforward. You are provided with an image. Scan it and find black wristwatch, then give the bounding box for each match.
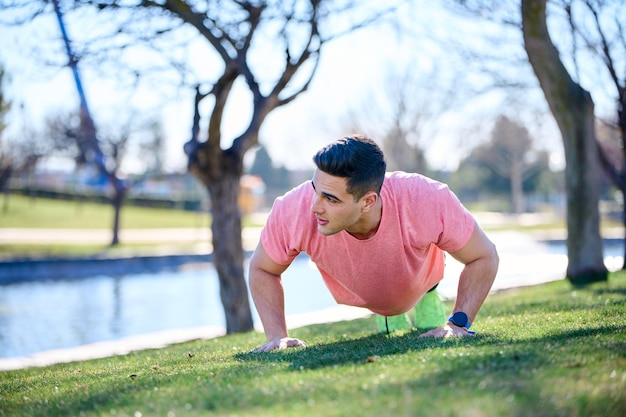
[448,311,471,329]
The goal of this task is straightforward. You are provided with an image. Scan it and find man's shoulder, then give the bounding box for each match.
[271,181,313,215]
[383,172,455,209]
[383,171,440,191]
[277,181,312,202]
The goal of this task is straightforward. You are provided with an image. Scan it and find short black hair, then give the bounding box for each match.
[313,134,386,200]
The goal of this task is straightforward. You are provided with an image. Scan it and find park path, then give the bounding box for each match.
[0,211,569,251]
[0,227,263,252]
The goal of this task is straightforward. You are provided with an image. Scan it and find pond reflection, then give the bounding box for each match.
[0,256,336,359]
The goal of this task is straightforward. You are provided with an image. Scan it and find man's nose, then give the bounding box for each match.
[310,194,322,213]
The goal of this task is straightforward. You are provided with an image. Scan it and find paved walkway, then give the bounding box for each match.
[0,227,263,254]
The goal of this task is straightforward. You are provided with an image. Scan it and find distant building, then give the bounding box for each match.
[239,175,266,215]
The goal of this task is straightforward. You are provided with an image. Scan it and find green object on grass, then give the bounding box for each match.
[376,290,447,333]
[375,312,411,333]
[413,290,448,330]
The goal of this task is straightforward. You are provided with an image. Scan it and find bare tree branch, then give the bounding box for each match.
[583,0,621,92]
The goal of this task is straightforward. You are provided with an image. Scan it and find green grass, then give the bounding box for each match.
[1,274,625,417]
[0,194,211,229]
[0,194,266,257]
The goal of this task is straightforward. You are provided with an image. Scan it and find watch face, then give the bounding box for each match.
[451,312,469,328]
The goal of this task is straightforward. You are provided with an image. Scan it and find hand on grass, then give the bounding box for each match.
[418,323,475,338]
[252,337,307,352]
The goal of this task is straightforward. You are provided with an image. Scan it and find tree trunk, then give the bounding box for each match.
[1,166,11,213]
[207,173,254,333]
[597,139,626,269]
[511,160,524,214]
[522,0,607,285]
[110,181,126,246]
[623,198,626,270]
[620,93,626,269]
[561,99,607,284]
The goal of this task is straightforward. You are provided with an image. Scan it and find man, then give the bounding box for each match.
[249,135,499,352]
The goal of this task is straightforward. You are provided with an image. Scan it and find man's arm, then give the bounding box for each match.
[249,243,307,351]
[420,221,499,338]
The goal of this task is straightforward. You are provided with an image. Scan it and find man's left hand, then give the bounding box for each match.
[418,323,475,338]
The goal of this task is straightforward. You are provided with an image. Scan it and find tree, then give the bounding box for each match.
[450,153,510,208]
[0,125,47,208]
[343,65,455,177]
[563,0,626,269]
[380,123,428,175]
[450,0,611,284]
[0,63,11,208]
[3,0,396,333]
[51,0,128,245]
[0,64,8,141]
[179,2,337,333]
[46,107,135,189]
[450,129,557,212]
[138,120,166,176]
[476,115,544,214]
[248,144,291,200]
[0,63,48,211]
[157,1,398,333]
[522,0,607,284]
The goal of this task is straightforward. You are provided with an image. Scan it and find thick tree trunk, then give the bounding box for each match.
[522,0,607,285]
[561,98,607,284]
[207,174,254,333]
[186,86,256,335]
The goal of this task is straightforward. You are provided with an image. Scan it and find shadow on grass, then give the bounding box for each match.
[235,323,625,371]
[235,330,465,370]
[10,325,622,417]
[239,332,458,370]
[592,286,626,297]
[228,323,626,415]
[477,278,626,318]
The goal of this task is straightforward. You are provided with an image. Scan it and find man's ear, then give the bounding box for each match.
[361,191,378,212]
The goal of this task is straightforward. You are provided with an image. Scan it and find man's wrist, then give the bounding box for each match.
[266,331,289,342]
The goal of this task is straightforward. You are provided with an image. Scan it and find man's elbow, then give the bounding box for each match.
[248,262,283,291]
[248,265,266,291]
[487,240,499,275]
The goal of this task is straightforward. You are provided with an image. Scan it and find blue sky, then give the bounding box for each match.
[0,1,573,174]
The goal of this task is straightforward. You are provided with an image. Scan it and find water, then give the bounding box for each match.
[1,235,623,360]
[0,256,337,359]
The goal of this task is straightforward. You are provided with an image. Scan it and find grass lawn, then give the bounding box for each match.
[0,194,266,257]
[1,274,625,417]
[0,194,212,229]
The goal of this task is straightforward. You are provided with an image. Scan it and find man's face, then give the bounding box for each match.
[310,169,365,236]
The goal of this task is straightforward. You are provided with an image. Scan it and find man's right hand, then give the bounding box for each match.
[252,337,307,352]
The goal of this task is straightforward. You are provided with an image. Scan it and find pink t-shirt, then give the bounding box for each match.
[260,171,476,316]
